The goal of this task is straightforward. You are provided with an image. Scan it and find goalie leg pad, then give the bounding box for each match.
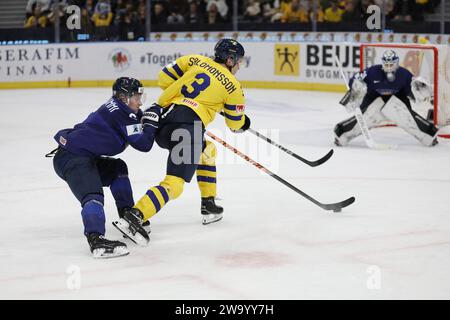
[334,97,386,146]
[380,95,438,146]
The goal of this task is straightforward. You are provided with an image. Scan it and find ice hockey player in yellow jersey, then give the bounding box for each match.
[113,39,251,245]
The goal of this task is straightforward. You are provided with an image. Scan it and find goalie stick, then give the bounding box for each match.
[219,112,334,167]
[206,131,355,212]
[334,56,397,150]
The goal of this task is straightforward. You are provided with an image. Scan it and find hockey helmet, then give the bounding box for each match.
[112,77,146,105]
[113,77,144,97]
[214,38,245,67]
[381,50,399,74]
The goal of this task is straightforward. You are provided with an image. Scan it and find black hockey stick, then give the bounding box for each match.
[219,112,333,167]
[206,131,355,212]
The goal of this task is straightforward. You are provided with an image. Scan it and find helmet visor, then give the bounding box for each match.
[130,87,146,105]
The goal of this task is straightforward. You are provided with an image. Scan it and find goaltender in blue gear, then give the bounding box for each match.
[48,77,161,258]
[334,49,439,147]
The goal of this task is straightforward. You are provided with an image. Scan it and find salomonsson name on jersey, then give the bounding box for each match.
[157,54,246,130]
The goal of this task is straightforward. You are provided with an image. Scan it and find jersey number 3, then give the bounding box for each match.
[181,73,211,99]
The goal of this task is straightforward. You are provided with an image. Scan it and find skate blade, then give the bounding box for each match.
[92,246,130,259]
[202,213,223,225]
[122,224,151,238]
[112,219,149,247]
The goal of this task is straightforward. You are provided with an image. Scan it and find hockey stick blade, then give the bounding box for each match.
[307,148,334,166]
[320,196,355,211]
[271,173,355,212]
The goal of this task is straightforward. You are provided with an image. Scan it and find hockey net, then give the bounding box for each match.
[360,43,450,138]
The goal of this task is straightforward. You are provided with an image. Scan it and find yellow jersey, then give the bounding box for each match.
[324,8,344,23]
[157,54,246,131]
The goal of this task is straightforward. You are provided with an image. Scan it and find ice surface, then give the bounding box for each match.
[0,88,449,299]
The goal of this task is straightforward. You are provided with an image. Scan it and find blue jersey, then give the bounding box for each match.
[54,97,155,157]
[350,65,414,98]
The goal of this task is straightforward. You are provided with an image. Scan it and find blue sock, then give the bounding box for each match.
[110,175,134,209]
[81,200,106,236]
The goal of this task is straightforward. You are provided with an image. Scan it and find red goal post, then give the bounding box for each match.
[360,43,450,138]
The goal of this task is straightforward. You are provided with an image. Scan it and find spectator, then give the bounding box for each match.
[136,0,147,9]
[341,0,361,22]
[167,5,185,24]
[300,0,311,12]
[309,0,324,22]
[205,1,225,24]
[281,0,309,23]
[168,0,188,14]
[384,0,397,21]
[185,1,204,24]
[80,7,94,34]
[94,0,112,15]
[25,0,51,19]
[244,0,262,22]
[152,1,168,24]
[92,1,114,27]
[410,0,431,21]
[137,3,147,25]
[338,0,347,10]
[47,1,69,27]
[324,0,345,22]
[261,0,283,23]
[206,0,229,21]
[112,0,128,25]
[392,0,412,21]
[24,3,48,28]
[118,9,139,40]
[85,0,96,16]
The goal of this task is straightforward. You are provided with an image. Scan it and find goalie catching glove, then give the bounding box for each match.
[411,76,432,104]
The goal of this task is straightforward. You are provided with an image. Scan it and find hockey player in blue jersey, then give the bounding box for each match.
[334,50,438,147]
[49,77,160,258]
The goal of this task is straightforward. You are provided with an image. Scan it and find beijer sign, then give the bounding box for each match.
[306,44,360,68]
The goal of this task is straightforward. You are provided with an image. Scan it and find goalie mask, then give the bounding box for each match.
[381,50,399,82]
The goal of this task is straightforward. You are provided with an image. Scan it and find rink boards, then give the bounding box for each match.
[0,41,365,91]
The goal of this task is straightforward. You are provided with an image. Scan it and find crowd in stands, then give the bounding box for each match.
[23,0,443,39]
[243,0,441,23]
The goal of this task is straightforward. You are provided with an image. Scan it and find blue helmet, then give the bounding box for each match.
[214,38,245,66]
[381,50,399,74]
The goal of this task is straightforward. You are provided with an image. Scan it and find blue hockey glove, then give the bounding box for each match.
[142,103,161,130]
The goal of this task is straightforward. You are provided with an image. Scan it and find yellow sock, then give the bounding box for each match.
[134,175,185,221]
[197,140,217,198]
